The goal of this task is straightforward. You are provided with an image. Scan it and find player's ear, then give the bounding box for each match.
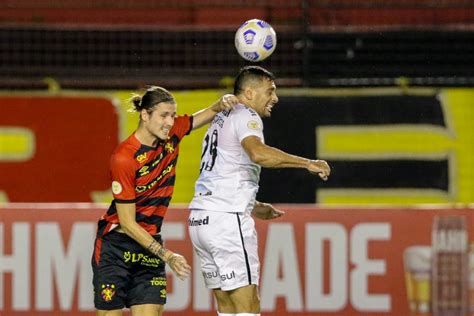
[244,86,254,100]
[140,108,149,122]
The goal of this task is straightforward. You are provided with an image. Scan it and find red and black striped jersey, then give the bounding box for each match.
[96,115,193,237]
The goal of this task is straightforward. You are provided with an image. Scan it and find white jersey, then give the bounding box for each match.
[189,104,264,213]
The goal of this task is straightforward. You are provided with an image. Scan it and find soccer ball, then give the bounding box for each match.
[234,19,277,62]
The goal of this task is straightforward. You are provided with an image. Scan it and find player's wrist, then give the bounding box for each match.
[210,101,222,113]
[148,240,173,261]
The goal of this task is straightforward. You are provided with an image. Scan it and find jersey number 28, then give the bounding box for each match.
[200,129,218,173]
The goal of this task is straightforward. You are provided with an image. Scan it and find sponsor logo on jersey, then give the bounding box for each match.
[136,152,147,163]
[138,165,150,176]
[188,215,209,226]
[151,152,164,167]
[101,284,116,302]
[135,163,174,193]
[111,181,122,194]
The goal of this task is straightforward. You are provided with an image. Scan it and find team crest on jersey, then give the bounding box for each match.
[165,142,175,153]
[136,152,147,163]
[247,120,260,130]
[101,284,116,302]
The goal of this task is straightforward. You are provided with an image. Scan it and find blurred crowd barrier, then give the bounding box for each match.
[1,87,473,205]
[1,0,474,89]
[1,0,474,27]
[1,204,474,315]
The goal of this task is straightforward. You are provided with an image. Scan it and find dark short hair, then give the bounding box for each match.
[233,66,275,95]
[131,86,175,112]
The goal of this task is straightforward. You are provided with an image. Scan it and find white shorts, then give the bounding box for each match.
[188,209,260,291]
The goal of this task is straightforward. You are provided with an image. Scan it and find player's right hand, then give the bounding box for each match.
[166,252,191,280]
[307,159,331,181]
[213,94,238,112]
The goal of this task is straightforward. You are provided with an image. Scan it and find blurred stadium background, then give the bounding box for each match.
[1,1,474,315]
[2,0,474,89]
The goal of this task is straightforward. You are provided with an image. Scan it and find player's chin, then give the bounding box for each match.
[156,132,169,140]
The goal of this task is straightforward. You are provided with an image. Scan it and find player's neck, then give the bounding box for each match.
[134,128,158,147]
[237,97,255,111]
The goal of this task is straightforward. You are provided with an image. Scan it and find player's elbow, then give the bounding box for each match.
[243,138,274,167]
[248,150,274,167]
[118,219,138,237]
[248,149,263,164]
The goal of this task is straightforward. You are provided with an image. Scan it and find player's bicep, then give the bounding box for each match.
[241,135,266,163]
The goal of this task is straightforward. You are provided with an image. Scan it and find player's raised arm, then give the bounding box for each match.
[241,135,331,181]
[191,94,238,130]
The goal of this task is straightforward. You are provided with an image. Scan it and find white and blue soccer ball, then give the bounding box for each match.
[234,19,277,62]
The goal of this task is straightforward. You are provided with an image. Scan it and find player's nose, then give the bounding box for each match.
[166,116,175,127]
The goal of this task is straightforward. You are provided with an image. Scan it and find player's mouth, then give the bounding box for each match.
[265,104,274,113]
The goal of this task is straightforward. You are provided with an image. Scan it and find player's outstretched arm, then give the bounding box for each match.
[241,135,331,181]
[191,94,238,130]
[116,202,191,280]
[252,201,285,220]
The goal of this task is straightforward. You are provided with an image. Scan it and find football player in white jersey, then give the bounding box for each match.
[189,66,330,316]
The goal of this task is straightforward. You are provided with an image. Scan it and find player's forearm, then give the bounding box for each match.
[120,221,173,261]
[116,203,174,260]
[192,106,218,130]
[250,144,310,169]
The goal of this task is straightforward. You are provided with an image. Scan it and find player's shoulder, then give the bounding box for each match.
[232,104,259,118]
[112,135,141,164]
[174,114,190,125]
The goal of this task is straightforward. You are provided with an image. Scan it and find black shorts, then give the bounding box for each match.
[92,231,167,310]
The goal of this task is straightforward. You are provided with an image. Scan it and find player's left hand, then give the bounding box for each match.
[307,159,331,181]
[213,94,238,112]
[166,253,191,281]
[252,202,285,220]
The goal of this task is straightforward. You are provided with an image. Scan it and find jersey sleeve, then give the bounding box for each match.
[170,115,193,141]
[110,151,137,203]
[233,109,264,143]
